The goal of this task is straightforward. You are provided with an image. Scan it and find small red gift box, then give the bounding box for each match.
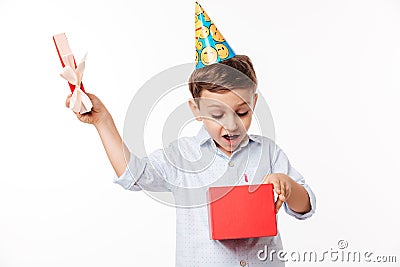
[207,184,277,240]
[53,33,84,93]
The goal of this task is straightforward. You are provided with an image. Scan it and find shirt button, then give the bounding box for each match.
[239,260,247,266]
[229,161,235,167]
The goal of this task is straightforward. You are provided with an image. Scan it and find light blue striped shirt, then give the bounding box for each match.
[114,126,316,266]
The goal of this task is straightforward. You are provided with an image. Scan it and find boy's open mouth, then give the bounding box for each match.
[222,134,240,141]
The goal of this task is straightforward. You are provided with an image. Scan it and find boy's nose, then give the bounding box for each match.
[222,115,240,132]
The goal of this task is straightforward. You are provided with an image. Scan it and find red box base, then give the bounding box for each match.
[207,184,277,240]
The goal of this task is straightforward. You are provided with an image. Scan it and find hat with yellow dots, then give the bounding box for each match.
[195,1,236,69]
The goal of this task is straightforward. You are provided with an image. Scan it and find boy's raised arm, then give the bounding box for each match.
[95,116,130,177]
[66,93,130,177]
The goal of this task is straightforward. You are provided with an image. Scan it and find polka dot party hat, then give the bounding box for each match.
[195,1,236,69]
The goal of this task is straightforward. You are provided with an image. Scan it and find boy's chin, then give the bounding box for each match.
[218,141,240,153]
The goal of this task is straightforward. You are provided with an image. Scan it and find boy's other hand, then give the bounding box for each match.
[263,173,292,214]
[65,93,111,127]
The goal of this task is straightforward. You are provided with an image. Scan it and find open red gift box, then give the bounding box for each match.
[207,184,277,240]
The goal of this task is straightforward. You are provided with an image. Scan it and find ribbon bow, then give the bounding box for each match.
[60,53,93,114]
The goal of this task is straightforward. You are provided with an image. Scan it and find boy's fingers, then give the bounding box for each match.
[86,92,98,101]
[272,181,280,195]
[263,175,280,194]
[76,113,88,123]
[275,198,284,213]
[65,94,72,108]
[280,181,286,198]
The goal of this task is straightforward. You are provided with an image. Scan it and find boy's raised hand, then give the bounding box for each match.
[263,173,293,214]
[65,93,111,126]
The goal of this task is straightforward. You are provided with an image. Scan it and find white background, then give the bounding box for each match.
[1,0,400,266]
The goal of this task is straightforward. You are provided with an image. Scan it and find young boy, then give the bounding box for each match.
[65,3,316,266]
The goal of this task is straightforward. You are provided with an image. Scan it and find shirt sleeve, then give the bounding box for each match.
[113,149,172,192]
[271,144,316,220]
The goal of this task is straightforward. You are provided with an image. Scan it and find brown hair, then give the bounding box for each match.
[188,55,258,99]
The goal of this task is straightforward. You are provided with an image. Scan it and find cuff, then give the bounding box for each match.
[112,153,146,191]
[284,183,316,220]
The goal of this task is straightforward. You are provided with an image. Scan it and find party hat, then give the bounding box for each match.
[195,2,236,69]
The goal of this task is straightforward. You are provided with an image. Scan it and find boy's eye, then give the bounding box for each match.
[237,111,249,117]
[211,114,223,119]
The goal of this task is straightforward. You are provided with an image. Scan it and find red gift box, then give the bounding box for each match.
[207,184,277,240]
[53,33,84,93]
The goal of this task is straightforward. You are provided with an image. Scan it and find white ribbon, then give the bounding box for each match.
[60,53,93,114]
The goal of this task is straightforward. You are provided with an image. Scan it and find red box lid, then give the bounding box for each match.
[53,33,84,93]
[207,184,277,240]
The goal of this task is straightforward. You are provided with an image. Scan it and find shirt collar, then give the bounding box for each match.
[194,126,262,148]
[195,126,213,146]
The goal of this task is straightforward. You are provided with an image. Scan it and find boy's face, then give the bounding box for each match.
[189,88,258,157]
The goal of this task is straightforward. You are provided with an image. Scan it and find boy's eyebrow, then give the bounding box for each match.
[207,104,223,108]
[237,101,250,106]
[207,101,250,108]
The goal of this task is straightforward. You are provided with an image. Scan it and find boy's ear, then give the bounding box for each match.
[188,98,202,121]
[253,93,258,110]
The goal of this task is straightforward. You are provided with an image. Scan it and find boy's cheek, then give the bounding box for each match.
[203,118,220,128]
[240,117,252,131]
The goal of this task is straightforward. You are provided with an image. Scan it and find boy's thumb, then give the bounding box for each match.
[65,94,72,108]
[85,92,96,101]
